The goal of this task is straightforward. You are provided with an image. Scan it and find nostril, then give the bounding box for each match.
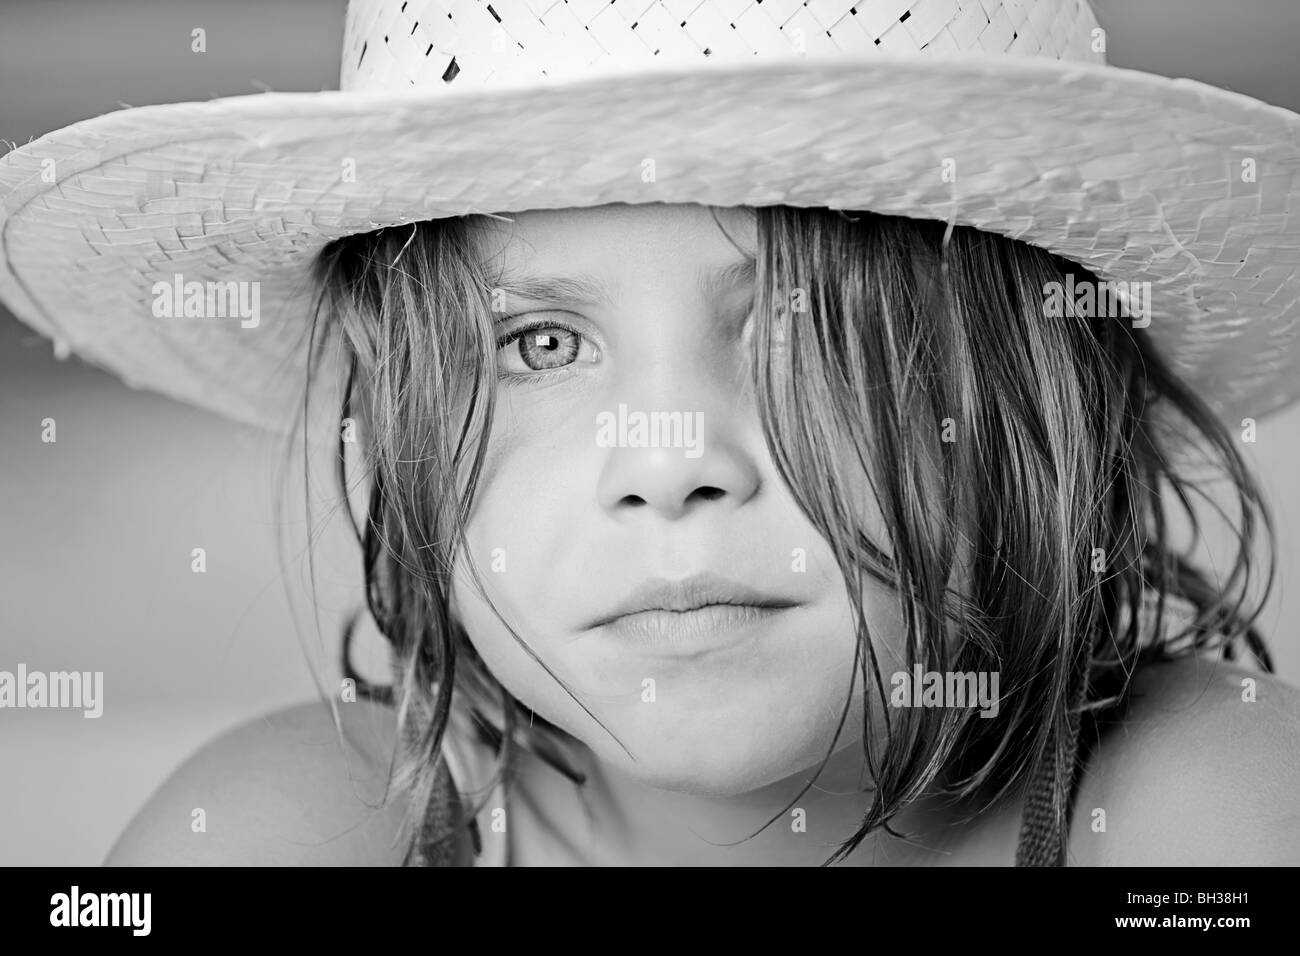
[690,486,726,502]
[618,494,648,507]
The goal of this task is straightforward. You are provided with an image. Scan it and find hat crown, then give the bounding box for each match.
[340,0,1105,92]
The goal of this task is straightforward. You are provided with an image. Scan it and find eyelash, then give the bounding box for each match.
[494,315,591,385]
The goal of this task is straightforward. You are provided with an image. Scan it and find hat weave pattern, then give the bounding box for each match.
[342,0,1102,91]
[0,0,1297,433]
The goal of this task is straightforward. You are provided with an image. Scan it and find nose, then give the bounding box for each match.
[595,406,761,520]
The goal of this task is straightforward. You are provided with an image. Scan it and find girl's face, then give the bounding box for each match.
[449,202,903,795]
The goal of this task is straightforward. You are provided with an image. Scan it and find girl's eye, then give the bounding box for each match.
[496,321,598,374]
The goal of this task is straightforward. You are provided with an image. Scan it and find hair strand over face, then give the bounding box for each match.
[289,204,1275,866]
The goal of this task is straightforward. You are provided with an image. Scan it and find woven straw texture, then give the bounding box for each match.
[341,0,1103,91]
[0,0,1298,434]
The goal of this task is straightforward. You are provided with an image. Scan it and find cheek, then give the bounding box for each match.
[450,387,594,636]
[447,390,600,728]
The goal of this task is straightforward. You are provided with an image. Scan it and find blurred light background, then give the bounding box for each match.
[1,0,1298,865]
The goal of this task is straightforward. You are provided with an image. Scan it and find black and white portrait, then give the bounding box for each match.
[2,0,1298,897]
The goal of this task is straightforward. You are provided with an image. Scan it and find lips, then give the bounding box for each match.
[585,571,801,630]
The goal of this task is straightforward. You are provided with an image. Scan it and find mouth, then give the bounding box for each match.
[585,572,801,651]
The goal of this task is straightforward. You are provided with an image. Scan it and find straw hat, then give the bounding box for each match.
[1,0,1298,434]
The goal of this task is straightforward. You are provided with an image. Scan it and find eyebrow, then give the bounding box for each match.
[491,257,756,308]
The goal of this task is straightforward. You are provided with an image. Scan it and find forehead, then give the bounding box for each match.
[468,203,758,278]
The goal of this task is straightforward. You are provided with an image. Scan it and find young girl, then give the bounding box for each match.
[2,0,1297,866]
[114,200,1300,866]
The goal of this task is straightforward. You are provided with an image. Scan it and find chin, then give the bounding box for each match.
[587,712,833,798]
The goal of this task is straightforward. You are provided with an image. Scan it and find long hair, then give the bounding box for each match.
[293,205,1275,866]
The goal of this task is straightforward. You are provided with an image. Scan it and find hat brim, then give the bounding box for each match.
[1,53,1298,433]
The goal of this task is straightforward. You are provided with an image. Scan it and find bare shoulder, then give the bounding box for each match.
[1069,655,1300,865]
[105,697,410,866]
